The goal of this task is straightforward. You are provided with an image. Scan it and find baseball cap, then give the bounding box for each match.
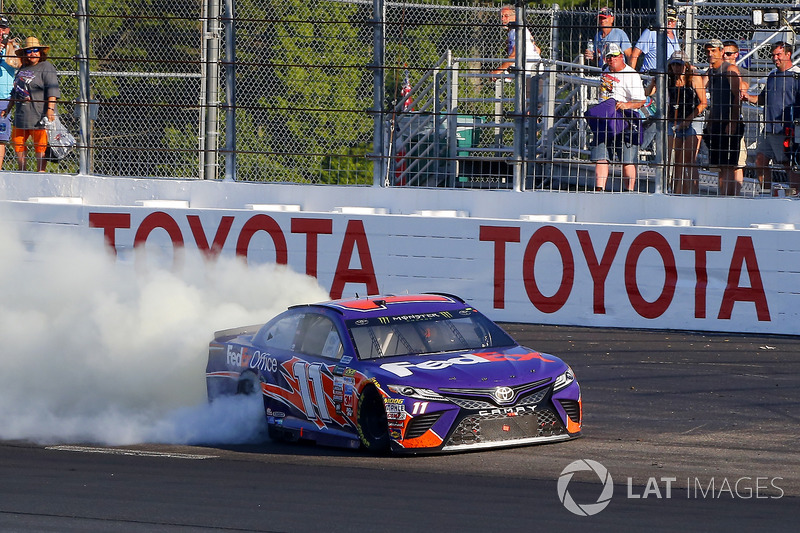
[705,38,724,49]
[0,15,10,28]
[604,42,622,57]
[598,7,614,18]
[667,7,678,21]
[668,50,689,65]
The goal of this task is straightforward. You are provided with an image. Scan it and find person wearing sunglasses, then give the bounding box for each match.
[704,38,743,196]
[1,36,60,172]
[585,7,632,69]
[722,40,755,191]
[629,6,681,73]
[0,15,20,169]
[589,42,645,192]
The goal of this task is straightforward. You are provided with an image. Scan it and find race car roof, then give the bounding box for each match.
[291,293,469,320]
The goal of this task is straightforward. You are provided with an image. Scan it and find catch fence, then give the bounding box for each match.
[2,0,799,196]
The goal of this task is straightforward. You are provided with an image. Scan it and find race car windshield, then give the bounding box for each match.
[347,310,515,360]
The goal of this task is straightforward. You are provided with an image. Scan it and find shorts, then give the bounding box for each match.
[669,118,704,139]
[11,127,48,155]
[755,133,788,165]
[591,135,639,165]
[704,121,744,167]
[0,100,11,142]
[737,136,747,168]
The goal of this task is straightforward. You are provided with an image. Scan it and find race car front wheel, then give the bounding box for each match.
[357,386,390,452]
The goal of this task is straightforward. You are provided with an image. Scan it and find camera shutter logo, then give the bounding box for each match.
[557,459,614,516]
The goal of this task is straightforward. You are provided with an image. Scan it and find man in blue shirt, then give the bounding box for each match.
[743,41,800,192]
[0,15,20,167]
[585,7,632,68]
[629,7,681,73]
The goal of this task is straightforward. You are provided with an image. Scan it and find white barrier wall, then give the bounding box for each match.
[1,173,798,335]
[4,201,797,335]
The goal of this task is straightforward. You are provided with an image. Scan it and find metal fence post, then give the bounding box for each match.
[654,2,666,194]
[203,0,221,180]
[223,0,236,181]
[512,1,526,191]
[76,0,90,175]
[373,0,386,187]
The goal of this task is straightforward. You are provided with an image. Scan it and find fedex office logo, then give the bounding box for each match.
[380,354,489,377]
[381,352,556,378]
[379,351,555,377]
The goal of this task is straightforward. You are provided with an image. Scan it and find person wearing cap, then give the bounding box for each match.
[1,36,60,172]
[491,4,541,79]
[0,15,20,168]
[742,41,800,193]
[585,7,632,69]
[704,38,743,196]
[664,50,707,194]
[591,42,645,192]
[628,7,681,73]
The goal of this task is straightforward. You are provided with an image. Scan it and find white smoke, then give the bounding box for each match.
[0,214,329,446]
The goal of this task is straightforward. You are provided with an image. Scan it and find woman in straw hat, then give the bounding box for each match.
[0,36,60,171]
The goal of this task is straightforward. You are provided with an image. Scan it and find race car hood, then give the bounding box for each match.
[371,345,567,388]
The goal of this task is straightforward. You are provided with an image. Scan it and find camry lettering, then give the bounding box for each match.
[380,354,488,377]
[479,406,537,417]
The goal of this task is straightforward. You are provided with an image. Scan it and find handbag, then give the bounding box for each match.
[44,115,76,161]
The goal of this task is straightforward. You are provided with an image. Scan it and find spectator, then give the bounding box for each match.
[722,40,753,188]
[743,42,800,193]
[491,4,541,79]
[629,6,681,72]
[704,39,743,196]
[0,15,20,168]
[590,43,645,192]
[585,7,632,69]
[1,36,60,172]
[664,51,707,194]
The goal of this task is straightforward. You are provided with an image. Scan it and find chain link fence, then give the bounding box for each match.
[3,1,800,194]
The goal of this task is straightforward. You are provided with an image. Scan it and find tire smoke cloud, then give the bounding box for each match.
[0,217,329,446]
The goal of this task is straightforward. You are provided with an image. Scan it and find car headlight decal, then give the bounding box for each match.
[553,367,575,391]
[387,384,446,401]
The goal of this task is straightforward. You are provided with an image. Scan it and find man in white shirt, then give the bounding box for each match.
[592,43,645,192]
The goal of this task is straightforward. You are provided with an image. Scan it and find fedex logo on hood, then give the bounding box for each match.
[379,351,555,377]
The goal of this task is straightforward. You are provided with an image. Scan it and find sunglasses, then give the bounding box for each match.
[723,52,737,57]
[24,48,40,54]
[605,53,622,58]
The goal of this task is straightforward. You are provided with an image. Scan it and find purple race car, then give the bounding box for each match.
[206,293,582,453]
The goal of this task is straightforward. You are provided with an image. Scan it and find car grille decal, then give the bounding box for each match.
[445,408,566,447]
[439,378,551,408]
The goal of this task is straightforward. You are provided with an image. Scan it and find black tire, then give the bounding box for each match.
[236,372,258,395]
[356,386,390,452]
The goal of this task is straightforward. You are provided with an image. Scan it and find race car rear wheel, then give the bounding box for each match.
[236,372,258,395]
[357,386,390,452]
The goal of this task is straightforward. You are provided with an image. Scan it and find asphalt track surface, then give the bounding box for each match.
[1,325,798,532]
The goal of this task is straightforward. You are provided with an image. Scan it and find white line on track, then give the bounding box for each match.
[45,445,217,459]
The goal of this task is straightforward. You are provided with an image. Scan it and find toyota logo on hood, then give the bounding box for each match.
[492,386,515,404]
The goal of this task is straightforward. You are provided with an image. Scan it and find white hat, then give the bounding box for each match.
[604,42,622,57]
